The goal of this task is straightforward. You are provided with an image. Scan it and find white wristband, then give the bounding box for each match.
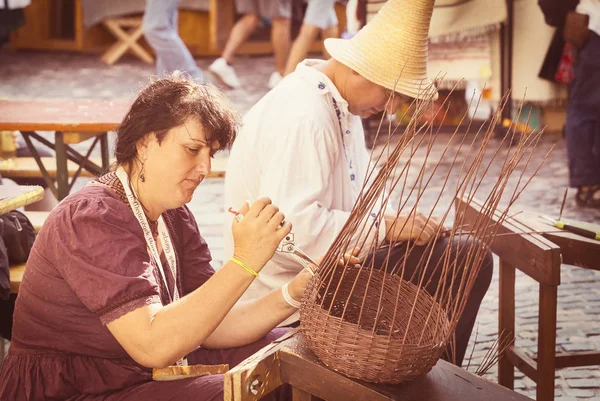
[282,283,302,309]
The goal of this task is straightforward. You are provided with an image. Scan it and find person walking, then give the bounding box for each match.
[143,0,204,81]
[283,0,339,76]
[209,0,292,89]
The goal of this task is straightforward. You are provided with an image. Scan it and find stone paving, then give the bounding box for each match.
[1,49,599,399]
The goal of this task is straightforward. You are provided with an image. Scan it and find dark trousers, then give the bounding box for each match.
[0,294,16,341]
[566,32,600,187]
[369,237,494,367]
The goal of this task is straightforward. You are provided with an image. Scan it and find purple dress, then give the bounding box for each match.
[0,181,289,400]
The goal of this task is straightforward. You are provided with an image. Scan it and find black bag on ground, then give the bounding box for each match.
[1,210,36,265]
[0,210,36,300]
[0,210,36,340]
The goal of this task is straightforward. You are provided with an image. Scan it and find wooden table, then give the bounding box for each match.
[455,197,600,401]
[0,100,129,200]
[224,329,531,401]
[0,185,44,214]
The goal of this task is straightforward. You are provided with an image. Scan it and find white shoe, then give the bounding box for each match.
[267,72,283,89]
[208,58,242,89]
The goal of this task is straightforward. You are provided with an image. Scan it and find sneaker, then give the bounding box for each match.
[267,71,283,89]
[208,58,241,89]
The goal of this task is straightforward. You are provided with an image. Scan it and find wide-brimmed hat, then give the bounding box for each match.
[324,0,438,101]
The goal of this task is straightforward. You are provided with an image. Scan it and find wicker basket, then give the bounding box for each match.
[300,266,451,384]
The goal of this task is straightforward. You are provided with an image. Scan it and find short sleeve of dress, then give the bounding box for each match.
[173,206,215,295]
[49,194,162,325]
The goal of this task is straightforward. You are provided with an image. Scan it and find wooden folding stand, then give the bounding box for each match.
[456,196,600,401]
[101,17,154,65]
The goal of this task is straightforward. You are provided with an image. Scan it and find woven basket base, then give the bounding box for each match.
[301,266,451,384]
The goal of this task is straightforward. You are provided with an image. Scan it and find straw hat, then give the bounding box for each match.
[324,0,438,101]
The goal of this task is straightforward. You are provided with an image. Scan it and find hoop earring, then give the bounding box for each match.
[140,161,146,183]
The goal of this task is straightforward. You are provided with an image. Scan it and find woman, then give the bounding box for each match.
[0,75,314,400]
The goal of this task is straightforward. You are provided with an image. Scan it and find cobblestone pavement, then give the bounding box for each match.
[1,49,599,399]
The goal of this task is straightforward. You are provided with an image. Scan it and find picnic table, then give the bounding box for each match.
[0,100,129,200]
[224,329,531,401]
[0,185,45,215]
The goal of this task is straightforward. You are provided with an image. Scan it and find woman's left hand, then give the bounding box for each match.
[286,248,361,303]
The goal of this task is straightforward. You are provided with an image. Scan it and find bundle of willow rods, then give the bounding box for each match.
[300,86,552,384]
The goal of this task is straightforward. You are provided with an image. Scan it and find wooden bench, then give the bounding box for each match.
[0,100,229,201]
[0,156,227,180]
[224,329,532,401]
[0,157,99,179]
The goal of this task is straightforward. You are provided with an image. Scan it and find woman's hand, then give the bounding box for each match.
[232,197,292,273]
[384,211,441,246]
[286,248,361,302]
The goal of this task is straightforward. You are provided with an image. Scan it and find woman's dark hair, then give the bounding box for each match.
[114,73,239,170]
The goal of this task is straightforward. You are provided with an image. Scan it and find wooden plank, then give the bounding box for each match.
[63,132,105,145]
[0,157,98,178]
[518,212,600,271]
[499,260,516,389]
[504,346,538,383]
[74,0,84,49]
[455,196,562,285]
[210,0,234,51]
[223,330,299,401]
[554,351,600,368]
[278,333,532,401]
[9,263,26,294]
[292,388,322,401]
[0,156,227,180]
[0,100,129,132]
[0,185,45,214]
[536,284,558,401]
[112,17,145,27]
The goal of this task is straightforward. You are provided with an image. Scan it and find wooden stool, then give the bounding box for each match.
[224,329,532,401]
[456,196,600,401]
[101,17,154,65]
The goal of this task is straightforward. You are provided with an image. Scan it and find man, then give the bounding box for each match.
[283,0,339,76]
[564,1,600,207]
[143,0,204,81]
[209,0,292,89]
[224,0,492,366]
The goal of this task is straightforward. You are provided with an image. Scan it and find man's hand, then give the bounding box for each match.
[384,211,441,246]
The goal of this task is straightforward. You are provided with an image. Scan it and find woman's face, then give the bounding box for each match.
[140,118,220,210]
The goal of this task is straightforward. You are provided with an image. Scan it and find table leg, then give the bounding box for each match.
[292,388,322,401]
[536,284,557,401]
[100,132,110,171]
[498,259,515,389]
[54,131,69,200]
[20,131,58,199]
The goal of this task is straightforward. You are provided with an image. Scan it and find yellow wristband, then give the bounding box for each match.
[231,257,259,277]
